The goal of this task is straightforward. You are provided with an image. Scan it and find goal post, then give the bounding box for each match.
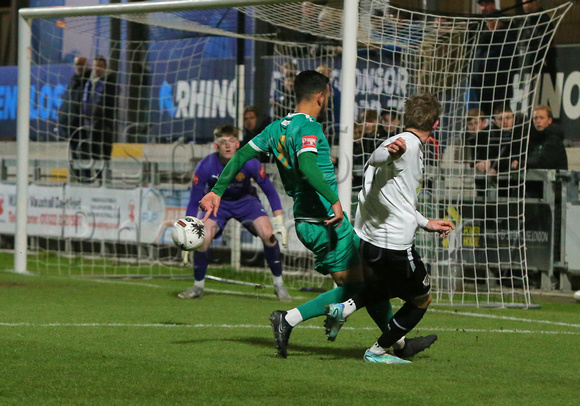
[14,0,359,285]
[14,11,32,276]
[11,0,573,306]
[336,0,358,212]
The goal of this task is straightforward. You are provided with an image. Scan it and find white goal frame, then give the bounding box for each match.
[14,0,573,308]
[14,0,360,274]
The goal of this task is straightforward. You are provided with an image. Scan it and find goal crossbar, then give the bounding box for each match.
[19,0,306,19]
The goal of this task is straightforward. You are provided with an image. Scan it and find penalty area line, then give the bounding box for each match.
[0,322,578,335]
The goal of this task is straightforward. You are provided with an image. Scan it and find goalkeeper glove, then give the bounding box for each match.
[181,250,190,266]
[272,214,289,249]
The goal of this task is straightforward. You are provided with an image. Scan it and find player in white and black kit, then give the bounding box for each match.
[325,93,454,364]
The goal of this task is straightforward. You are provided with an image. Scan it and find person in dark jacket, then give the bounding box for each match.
[58,56,91,141]
[378,109,402,140]
[470,18,518,115]
[242,106,272,164]
[82,55,117,161]
[527,105,566,168]
[74,55,117,182]
[473,105,527,198]
[520,0,556,78]
[526,105,568,198]
[242,106,271,146]
[465,108,489,164]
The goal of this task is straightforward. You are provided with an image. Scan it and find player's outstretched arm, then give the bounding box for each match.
[368,137,406,167]
[212,143,260,194]
[386,137,406,159]
[199,192,221,221]
[201,144,260,221]
[425,219,455,237]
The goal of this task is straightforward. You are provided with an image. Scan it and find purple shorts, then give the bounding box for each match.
[201,194,269,237]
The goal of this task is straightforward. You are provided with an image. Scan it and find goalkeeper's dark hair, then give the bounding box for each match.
[213,124,237,139]
[294,70,329,103]
[404,93,441,132]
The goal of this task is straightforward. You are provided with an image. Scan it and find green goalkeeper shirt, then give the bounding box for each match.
[249,113,338,220]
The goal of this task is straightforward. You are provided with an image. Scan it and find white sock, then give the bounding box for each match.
[194,279,205,289]
[392,336,406,350]
[369,342,386,355]
[284,308,303,327]
[342,298,357,318]
[272,275,284,286]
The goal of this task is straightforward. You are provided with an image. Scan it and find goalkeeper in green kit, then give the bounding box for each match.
[200,70,435,359]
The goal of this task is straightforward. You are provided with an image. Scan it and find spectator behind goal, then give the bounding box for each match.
[74,55,117,183]
[242,106,273,164]
[473,105,526,198]
[520,0,557,79]
[57,56,90,142]
[470,18,518,115]
[242,106,271,146]
[477,0,498,15]
[465,108,489,163]
[270,61,297,119]
[378,109,402,139]
[526,105,568,198]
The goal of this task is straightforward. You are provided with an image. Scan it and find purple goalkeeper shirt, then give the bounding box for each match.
[186,152,282,217]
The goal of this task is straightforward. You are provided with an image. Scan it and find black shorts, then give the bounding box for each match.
[359,239,431,301]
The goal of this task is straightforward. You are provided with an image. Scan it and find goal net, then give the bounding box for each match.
[9,0,572,306]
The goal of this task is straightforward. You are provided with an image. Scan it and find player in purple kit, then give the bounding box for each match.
[178,124,291,302]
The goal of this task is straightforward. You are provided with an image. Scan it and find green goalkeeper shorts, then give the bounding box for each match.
[295,216,361,275]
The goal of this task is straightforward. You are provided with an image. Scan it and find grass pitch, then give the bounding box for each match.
[1,253,579,405]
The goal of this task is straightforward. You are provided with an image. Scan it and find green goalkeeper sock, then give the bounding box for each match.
[296,282,365,322]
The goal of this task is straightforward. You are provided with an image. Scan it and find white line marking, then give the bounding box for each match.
[0,322,578,335]
[7,273,578,329]
[71,277,165,289]
[69,279,306,299]
[68,278,306,300]
[419,326,580,335]
[203,288,305,300]
[429,309,580,328]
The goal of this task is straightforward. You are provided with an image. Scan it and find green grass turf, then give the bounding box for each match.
[1,253,579,405]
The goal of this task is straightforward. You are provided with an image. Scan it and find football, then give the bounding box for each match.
[171,216,205,251]
[574,290,580,303]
